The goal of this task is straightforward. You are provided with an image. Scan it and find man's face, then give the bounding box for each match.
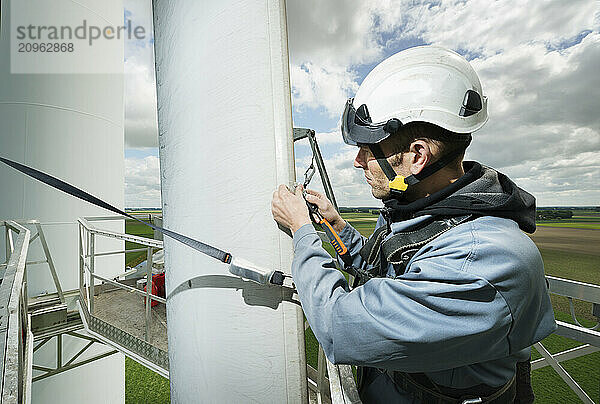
[353,141,410,200]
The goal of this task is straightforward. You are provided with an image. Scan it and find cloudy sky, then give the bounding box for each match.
[123,0,599,208]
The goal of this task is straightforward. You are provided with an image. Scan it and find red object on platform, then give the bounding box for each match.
[144,272,166,307]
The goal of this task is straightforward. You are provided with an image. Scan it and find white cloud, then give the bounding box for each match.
[505,150,600,206]
[290,63,359,118]
[286,0,598,117]
[287,0,600,206]
[125,55,159,148]
[463,33,600,205]
[287,0,381,66]
[293,129,345,147]
[323,148,381,207]
[287,0,384,117]
[374,0,597,56]
[125,0,599,207]
[125,155,161,207]
[314,129,344,145]
[296,143,381,207]
[124,0,159,148]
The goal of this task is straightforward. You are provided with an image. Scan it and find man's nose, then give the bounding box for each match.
[354,148,367,169]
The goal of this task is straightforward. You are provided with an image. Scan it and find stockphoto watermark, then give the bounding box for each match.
[16,19,146,47]
[10,0,149,74]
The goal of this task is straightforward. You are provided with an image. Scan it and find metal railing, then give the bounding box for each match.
[77,216,169,376]
[79,215,346,400]
[0,220,64,303]
[1,219,125,390]
[533,276,600,404]
[0,221,33,404]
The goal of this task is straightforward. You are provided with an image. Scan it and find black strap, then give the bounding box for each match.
[0,156,232,264]
[389,371,516,404]
[358,226,388,266]
[409,145,466,184]
[381,215,472,265]
[356,215,473,282]
[368,138,471,187]
[368,144,398,181]
[514,359,535,404]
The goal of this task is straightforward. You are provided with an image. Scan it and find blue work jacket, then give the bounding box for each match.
[292,214,557,403]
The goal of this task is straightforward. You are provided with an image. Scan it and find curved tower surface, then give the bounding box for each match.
[153,0,307,402]
[0,0,125,402]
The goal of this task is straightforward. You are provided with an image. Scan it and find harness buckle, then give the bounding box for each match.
[460,398,483,404]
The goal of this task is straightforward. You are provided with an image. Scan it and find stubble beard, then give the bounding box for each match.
[370,180,390,200]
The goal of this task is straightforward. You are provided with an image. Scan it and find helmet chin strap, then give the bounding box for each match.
[368,138,470,197]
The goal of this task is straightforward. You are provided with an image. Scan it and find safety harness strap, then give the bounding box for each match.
[358,225,388,266]
[0,156,232,264]
[355,214,473,282]
[381,215,473,265]
[388,371,516,404]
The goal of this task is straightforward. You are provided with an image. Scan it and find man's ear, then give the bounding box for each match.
[409,140,432,175]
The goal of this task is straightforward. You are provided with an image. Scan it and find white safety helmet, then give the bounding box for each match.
[342,45,487,145]
[341,46,488,195]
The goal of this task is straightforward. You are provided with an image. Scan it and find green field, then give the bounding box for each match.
[538,222,600,229]
[126,357,170,404]
[124,220,155,268]
[124,213,599,403]
[537,214,600,230]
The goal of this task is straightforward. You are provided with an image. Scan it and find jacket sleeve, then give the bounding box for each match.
[334,215,385,270]
[292,223,513,373]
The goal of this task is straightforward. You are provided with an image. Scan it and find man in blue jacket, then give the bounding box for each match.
[271,46,556,403]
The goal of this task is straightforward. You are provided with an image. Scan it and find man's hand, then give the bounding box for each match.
[304,189,346,233]
[271,184,312,234]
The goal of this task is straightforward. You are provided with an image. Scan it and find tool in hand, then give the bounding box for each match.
[301,157,349,259]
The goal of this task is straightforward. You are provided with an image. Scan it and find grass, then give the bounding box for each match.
[305,327,320,371]
[531,310,600,403]
[537,222,600,229]
[541,216,600,222]
[540,248,598,285]
[124,211,600,402]
[531,244,600,402]
[126,357,170,404]
[125,220,155,267]
[537,215,600,229]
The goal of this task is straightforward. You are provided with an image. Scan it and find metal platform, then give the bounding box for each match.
[77,217,169,378]
[90,286,167,352]
[78,294,169,378]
